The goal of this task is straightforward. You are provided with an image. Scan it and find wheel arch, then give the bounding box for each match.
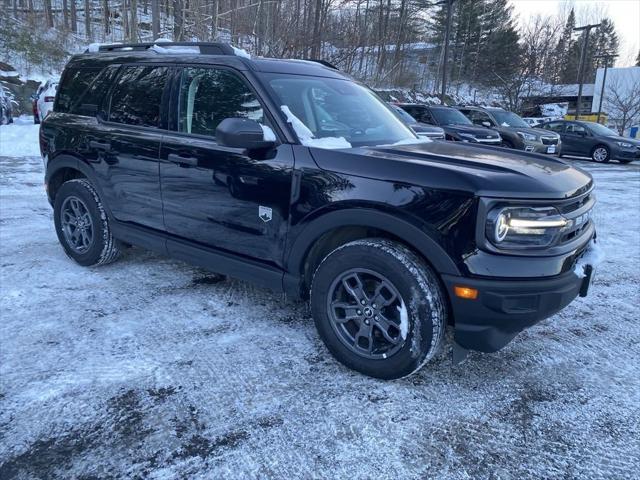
[284,208,460,298]
[45,154,104,207]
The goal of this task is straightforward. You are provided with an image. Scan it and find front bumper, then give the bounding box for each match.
[442,269,588,352]
[523,141,560,155]
[611,146,640,161]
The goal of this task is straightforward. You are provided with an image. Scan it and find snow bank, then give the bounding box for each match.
[280,105,351,149]
[0,118,41,157]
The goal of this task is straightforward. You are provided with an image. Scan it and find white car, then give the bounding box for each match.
[36,80,58,122]
[523,117,544,127]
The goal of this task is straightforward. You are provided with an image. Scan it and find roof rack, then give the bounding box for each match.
[93,42,237,55]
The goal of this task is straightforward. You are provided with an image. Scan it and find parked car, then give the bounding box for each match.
[0,83,15,125]
[523,117,544,127]
[539,120,640,164]
[41,42,598,379]
[396,104,502,145]
[388,103,445,140]
[456,106,561,155]
[35,80,58,122]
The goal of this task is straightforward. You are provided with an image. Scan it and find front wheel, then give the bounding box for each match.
[310,239,446,379]
[592,145,610,163]
[53,179,121,266]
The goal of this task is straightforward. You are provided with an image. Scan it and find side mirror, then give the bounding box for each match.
[216,118,276,151]
[482,121,492,128]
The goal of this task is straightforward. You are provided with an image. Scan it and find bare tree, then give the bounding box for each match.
[84,0,91,38]
[151,0,160,39]
[606,76,640,135]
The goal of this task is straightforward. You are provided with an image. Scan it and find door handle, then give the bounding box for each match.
[168,153,198,166]
[89,140,112,152]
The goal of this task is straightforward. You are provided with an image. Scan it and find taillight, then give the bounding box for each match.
[44,96,55,102]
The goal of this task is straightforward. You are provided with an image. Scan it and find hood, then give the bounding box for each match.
[605,135,640,145]
[411,123,445,135]
[443,124,500,138]
[309,140,592,199]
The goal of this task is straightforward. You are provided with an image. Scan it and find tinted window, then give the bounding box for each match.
[109,66,168,127]
[179,67,263,137]
[70,65,120,117]
[544,122,565,133]
[405,106,434,124]
[55,67,101,113]
[468,110,493,126]
[430,107,473,126]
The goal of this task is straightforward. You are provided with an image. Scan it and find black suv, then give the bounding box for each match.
[456,106,561,155]
[396,104,502,145]
[41,42,599,379]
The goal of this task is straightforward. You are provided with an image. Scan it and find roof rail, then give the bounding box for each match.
[93,42,237,55]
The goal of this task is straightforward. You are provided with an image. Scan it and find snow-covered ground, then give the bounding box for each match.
[1,120,639,479]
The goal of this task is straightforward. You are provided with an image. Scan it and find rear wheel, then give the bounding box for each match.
[591,145,610,163]
[53,179,121,266]
[310,239,446,379]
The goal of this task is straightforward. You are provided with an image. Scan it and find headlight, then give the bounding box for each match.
[486,206,568,248]
[616,141,633,148]
[516,131,538,142]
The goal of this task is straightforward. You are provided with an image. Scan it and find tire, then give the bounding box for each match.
[502,140,514,149]
[591,145,610,163]
[34,115,40,125]
[310,239,446,380]
[53,178,121,266]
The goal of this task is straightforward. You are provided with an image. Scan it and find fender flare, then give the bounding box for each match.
[45,154,111,215]
[286,208,461,278]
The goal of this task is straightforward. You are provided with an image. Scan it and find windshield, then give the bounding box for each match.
[490,110,529,128]
[263,74,418,147]
[389,104,417,125]
[430,108,472,126]
[586,122,618,136]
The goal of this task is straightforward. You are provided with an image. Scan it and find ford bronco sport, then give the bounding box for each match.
[40,42,599,379]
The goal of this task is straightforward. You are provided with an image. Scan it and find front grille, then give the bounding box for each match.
[553,189,595,246]
[541,136,558,145]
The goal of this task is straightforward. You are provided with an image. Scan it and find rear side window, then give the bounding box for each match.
[108,66,169,128]
[70,65,119,117]
[178,67,264,137]
[55,67,101,113]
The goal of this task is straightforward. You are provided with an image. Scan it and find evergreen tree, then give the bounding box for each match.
[586,18,619,82]
[636,50,640,66]
[553,8,575,83]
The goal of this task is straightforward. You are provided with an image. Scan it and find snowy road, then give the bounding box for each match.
[1,121,640,479]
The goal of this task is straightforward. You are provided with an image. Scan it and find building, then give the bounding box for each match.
[521,84,595,118]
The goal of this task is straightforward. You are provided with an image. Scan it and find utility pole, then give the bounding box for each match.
[573,23,600,119]
[438,0,455,105]
[594,53,618,123]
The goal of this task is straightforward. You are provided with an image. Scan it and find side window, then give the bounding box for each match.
[70,65,120,117]
[566,123,586,135]
[411,108,432,124]
[178,67,264,137]
[545,122,565,133]
[109,66,168,128]
[470,111,492,126]
[55,67,101,113]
